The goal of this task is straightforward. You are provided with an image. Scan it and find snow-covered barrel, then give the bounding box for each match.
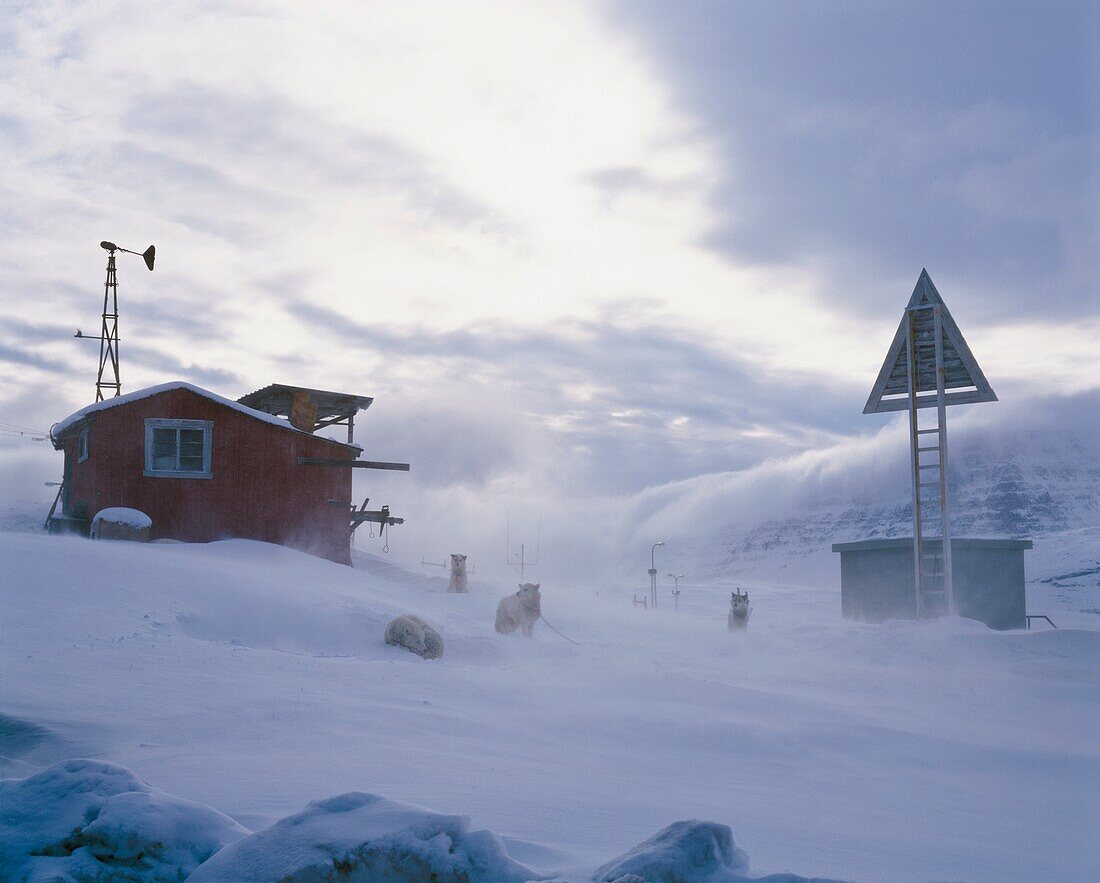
[90,507,153,543]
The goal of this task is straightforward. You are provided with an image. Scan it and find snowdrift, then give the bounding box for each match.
[1,529,1097,881]
[2,760,840,882]
[595,820,748,882]
[594,820,841,883]
[0,758,248,881]
[189,791,540,882]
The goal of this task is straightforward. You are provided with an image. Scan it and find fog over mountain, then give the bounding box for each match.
[310,389,1099,595]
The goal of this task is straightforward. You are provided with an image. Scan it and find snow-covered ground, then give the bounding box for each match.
[2,528,1098,880]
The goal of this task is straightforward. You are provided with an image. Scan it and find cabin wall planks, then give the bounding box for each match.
[57,386,357,564]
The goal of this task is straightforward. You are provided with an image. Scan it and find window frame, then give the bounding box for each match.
[77,428,89,463]
[143,418,213,479]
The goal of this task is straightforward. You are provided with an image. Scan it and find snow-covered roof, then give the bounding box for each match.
[52,381,357,448]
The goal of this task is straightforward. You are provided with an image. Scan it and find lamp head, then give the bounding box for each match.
[100,241,117,251]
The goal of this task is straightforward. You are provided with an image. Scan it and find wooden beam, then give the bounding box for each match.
[297,457,410,471]
[871,389,989,413]
[350,506,404,534]
[350,511,405,525]
[312,414,352,430]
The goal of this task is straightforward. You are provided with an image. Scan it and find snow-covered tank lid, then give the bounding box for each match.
[91,507,153,529]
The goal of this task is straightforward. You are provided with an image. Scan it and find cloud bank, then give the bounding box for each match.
[0,1,1095,582]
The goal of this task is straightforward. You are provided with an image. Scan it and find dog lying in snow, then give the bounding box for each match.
[495,584,541,636]
[727,590,751,631]
[384,614,444,659]
[447,554,468,593]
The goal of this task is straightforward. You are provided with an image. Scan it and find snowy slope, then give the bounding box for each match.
[2,531,1098,880]
[659,429,1100,613]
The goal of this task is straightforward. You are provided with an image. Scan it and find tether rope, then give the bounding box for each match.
[539,614,582,645]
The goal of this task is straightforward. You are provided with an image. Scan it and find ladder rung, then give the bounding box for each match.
[918,464,940,469]
[916,428,941,434]
[917,446,940,452]
[918,482,940,488]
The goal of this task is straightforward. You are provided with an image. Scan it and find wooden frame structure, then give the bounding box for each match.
[864,270,996,617]
[237,384,373,444]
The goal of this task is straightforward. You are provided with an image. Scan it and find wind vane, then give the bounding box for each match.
[864,270,996,618]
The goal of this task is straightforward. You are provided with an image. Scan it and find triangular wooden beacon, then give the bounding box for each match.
[863,269,997,414]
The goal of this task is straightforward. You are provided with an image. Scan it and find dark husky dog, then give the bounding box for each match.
[728,590,751,631]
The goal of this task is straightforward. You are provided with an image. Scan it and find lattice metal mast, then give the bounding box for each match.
[864,270,996,618]
[75,241,155,402]
[96,247,120,401]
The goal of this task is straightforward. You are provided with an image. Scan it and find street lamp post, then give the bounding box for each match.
[650,542,665,608]
[668,573,684,611]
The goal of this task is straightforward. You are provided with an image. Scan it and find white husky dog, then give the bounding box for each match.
[495,583,541,636]
[447,554,468,593]
[728,590,751,631]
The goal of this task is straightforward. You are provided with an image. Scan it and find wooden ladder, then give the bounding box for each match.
[43,481,65,531]
[906,303,954,618]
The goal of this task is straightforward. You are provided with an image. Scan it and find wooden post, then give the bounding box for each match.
[933,303,954,613]
[906,312,924,618]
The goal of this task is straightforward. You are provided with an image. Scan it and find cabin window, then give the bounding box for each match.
[143,418,213,478]
[77,429,89,463]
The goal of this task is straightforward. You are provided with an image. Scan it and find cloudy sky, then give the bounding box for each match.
[1,1,1096,576]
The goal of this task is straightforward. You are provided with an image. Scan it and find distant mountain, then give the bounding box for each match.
[672,429,1100,596]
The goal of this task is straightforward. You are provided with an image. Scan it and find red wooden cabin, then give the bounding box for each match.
[49,382,401,565]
